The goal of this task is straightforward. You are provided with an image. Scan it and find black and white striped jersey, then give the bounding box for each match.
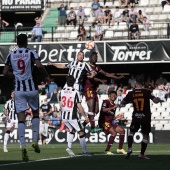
[60,87,81,120]
[66,61,93,84]
[4,48,40,91]
[4,99,17,120]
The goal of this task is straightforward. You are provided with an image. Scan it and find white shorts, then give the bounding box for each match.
[14,90,39,113]
[6,119,18,128]
[64,83,81,91]
[62,119,82,132]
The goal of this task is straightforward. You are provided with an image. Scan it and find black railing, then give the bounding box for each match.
[0,22,169,43]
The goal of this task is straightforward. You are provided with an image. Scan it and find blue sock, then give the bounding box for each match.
[32,118,40,142]
[18,122,25,146]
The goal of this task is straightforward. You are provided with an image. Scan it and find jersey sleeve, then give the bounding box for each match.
[30,50,41,60]
[65,61,72,68]
[85,62,93,72]
[4,53,12,66]
[102,100,109,108]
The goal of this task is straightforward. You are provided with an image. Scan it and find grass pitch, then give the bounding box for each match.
[0,144,169,170]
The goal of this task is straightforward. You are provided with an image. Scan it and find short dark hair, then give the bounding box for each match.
[108,91,117,96]
[66,75,75,87]
[135,75,144,85]
[90,51,98,58]
[17,33,27,46]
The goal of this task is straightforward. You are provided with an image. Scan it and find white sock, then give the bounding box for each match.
[4,133,9,147]
[67,132,74,149]
[79,136,87,153]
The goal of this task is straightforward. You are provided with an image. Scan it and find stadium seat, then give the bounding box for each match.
[114,32,123,38]
[99,94,108,100]
[119,107,128,113]
[104,30,114,39]
[162,124,170,130]
[152,111,161,118]
[69,31,78,39]
[153,6,162,14]
[54,33,61,39]
[163,5,170,13]
[149,15,158,21]
[155,123,163,130]
[145,7,154,14]
[70,3,78,8]
[139,0,149,6]
[113,1,120,6]
[149,0,158,6]
[158,14,168,21]
[157,107,165,113]
[161,111,170,118]
[84,8,91,16]
[105,2,113,7]
[79,2,87,8]
[166,107,170,112]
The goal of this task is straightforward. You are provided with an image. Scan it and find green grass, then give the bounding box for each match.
[0,144,169,170]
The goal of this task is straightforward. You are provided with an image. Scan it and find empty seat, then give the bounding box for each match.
[104,30,114,39]
[149,30,159,36]
[70,3,78,8]
[139,0,149,6]
[149,15,158,21]
[161,102,170,108]
[163,5,170,13]
[155,123,163,130]
[99,94,108,100]
[84,8,91,16]
[158,14,168,21]
[69,31,78,39]
[54,33,61,39]
[157,107,165,112]
[119,107,129,113]
[149,0,158,5]
[145,7,154,14]
[161,111,170,118]
[152,111,161,118]
[160,120,169,125]
[113,1,119,6]
[162,124,170,130]
[114,32,123,38]
[153,6,162,13]
[105,2,113,7]
[166,107,170,112]
[79,2,87,8]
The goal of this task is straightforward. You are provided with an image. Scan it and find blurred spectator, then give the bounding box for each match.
[40,98,52,117]
[25,113,32,127]
[104,6,112,25]
[93,6,104,24]
[48,88,59,104]
[58,3,67,26]
[115,90,124,105]
[66,7,76,27]
[117,113,129,127]
[77,25,86,41]
[51,112,61,127]
[0,17,9,31]
[97,83,108,95]
[129,21,140,40]
[129,0,136,7]
[31,22,43,42]
[155,74,168,86]
[142,16,151,31]
[161,0,170,10]
[118,0,129,7]
[93,21,104,41]
[128,6,137,23]
[106,78,118,94]
[38,81,47,95]
[137,10,145,23]
[46,78,58,98]
[121,6,129,24]
[128,74,136,88]
[77,6,85,25]
[90,0,100,18]
[39,117,48,145]
[34,17,42,24]
[111,6,121,26]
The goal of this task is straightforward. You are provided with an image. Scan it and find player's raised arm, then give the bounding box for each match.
[47,62,67,69]
[100,69,124,79]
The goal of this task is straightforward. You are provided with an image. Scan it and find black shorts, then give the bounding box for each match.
[130,121,151,135]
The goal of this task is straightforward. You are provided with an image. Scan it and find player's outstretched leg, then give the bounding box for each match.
[32,141,41,153]
[22,146,29,162]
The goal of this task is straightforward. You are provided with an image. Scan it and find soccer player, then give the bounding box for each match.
[121,75,163,159]
[48,51,95,131]
[98,91,127,155]
[60,75,90,156]
[83,52,124,133]
[3,90,18,152]
[3,33,50,162]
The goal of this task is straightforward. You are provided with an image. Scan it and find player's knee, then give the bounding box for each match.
[142,139,148,144]
[6,130,10,134]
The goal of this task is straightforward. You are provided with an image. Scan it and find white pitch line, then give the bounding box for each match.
[0,155,83,167]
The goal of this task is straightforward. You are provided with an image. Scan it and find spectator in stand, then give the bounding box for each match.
[104,6,112,26]
[118,0,129,7]
[111,6,122,26]
[90,0,100,18]
[137,10,146,23]
[66,7,77,27]
[77,25,86,41]
[58,3,67,26]
[38,81,47,95]
[40,98,52,117]
[115,90,124,105]
[128,6,138,23]
[46,78,58,98]
[155,74,168,86]
[31,22,43,42]
[121,6,129,24]
[39,117,48,145]
[161,0,170,10]
[93,6,105,25]
[143,16,151,31]
[129,0,136,7]
[48,88,59,104]
[77,6,85,25]
[106,78,118,94]
[51,112,61,127]
[93,21,104,41]
[129,21,140,40]
[128,74,136,88]
[0,16,9,31]
[97,83,108,95]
